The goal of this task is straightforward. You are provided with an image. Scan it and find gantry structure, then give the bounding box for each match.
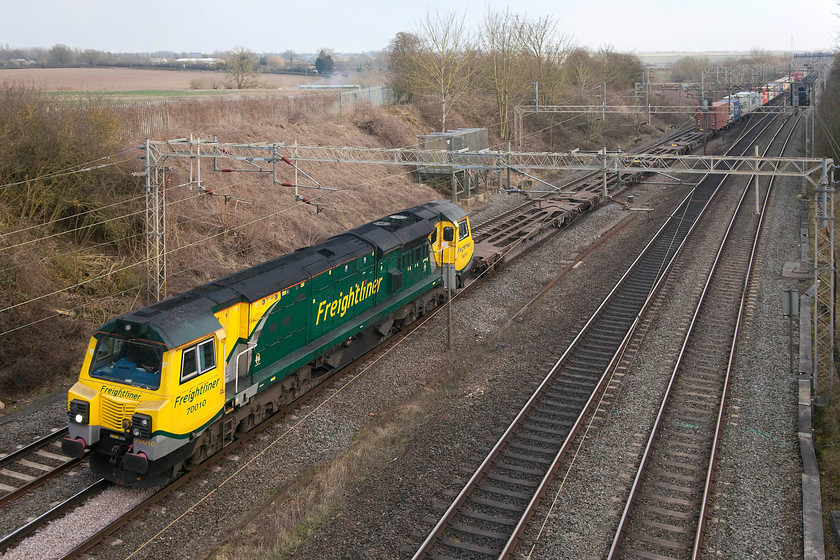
[142,137,835,400]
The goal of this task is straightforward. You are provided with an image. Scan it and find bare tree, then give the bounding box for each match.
[671,56,711,83]
[566,48,594,89]
[223,46,259,89]
[597,47,643,90]
[48,44,74,67]
[282,49,297,67]
[518,15,571,105]
[79,49,103,67]
[265,55,285,72]
[750,47,774,66]
[478,9,528,140]
[409,11,475,132]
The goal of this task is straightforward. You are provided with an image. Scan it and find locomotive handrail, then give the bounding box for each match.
[234,341,257,396]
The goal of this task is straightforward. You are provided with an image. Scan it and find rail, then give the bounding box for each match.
[606,111,798,559]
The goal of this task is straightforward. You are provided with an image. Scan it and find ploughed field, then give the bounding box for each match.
[0,67,317,93]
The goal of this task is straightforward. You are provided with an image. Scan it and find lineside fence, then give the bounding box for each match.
[115,85,396,139]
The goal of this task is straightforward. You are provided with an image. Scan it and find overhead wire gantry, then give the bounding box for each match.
[141,137,835,400]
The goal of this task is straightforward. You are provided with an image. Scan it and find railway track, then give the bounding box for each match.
[606,113,799,560]
[3,297,445,559]
[411,112,781,559]
[0,123,729,559]
[469,127,702,275]
[0,427,83,508]
[0,479,108,553]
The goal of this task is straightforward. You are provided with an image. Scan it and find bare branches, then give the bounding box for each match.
[479,9,528,140]
[223,46,259,90]
[409,10,475,132]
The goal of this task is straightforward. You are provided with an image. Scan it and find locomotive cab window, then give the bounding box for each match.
[181,338,216,383]
[458,220,470,241]
[89,336,163,390]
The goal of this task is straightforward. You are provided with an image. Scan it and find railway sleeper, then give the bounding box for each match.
[523,416,573,432]
[466,496,526,514]
[494,460,547,477]
[531,403,585,418]
[484,471,541,489]
[435,536,501,557]
[560,363,607,376]
[508,439,557,454]
[543,381,597,395]
[650,479,698,496]
[456,508,518,526]
[645,465,702,484]
[520,422,567,437]
[574,347,619,360]
[526,412,577,427]
[647,491,701,512]
[634,515,691,535]
[500,449,553,465]
[476,483,532,502]
[554,370,606,385]
[447,522,510,542]
[623,531,689,552]
[636,502,697,520]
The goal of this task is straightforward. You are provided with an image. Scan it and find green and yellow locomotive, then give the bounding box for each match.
[62,200,474,486]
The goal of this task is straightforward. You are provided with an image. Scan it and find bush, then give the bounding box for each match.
[0,87,135,226]
[350,103,411,148]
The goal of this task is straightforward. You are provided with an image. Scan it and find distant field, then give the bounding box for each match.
[638,52,758,66]
[0,67,319,94]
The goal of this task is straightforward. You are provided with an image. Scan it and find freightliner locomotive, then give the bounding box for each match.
[62,200,474,486]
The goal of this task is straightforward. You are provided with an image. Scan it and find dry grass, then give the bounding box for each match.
[815,401,840,558]
[0,90,441,406]
[211,345,489,559]
[213,389,436,559]
[143,100,439,295]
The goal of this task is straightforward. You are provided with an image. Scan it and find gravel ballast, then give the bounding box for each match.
[0,122,810,560]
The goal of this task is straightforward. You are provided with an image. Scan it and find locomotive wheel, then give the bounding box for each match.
[186,441,208,467]
[236,414,256,434]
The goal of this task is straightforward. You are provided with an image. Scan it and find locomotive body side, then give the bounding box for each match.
[63,200,474,486]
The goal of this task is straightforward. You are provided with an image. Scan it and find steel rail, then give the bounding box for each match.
[606,111,795,559]
[12,123,699,560]
[0,427,68,468]
[413,180,702,560]
[0,427,85,508]
[501,112,783,560]
[691,114,801,559]
[470,127,704,273]
[58,302,452,560]
[0,478,108,552]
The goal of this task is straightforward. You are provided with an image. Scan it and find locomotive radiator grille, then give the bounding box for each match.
[100,396,137,433]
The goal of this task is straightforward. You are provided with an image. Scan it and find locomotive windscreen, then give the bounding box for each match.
[89,336,163,390]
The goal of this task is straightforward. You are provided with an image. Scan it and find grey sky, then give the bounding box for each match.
[1,0,835,54]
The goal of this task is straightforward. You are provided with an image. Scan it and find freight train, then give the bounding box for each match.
[694,74,805,133]
[62,200,475,486]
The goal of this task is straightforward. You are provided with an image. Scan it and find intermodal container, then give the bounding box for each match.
[695,102,729,132]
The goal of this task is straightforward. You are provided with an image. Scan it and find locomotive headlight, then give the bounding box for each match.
[131,414,152,439]
[68,399,89,425]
